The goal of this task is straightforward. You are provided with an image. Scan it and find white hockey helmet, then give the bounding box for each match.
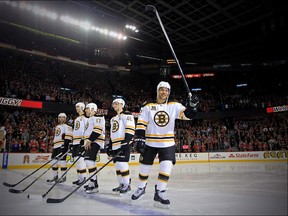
[75,102,85,111]
[86,103,98,112]
[112,98,125,108]
[157,81,171,92]
[58,113,66,118]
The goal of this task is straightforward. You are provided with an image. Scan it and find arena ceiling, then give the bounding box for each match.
[1,0,288,66]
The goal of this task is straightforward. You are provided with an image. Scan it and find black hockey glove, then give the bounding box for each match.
[120,142,129,152]
[80,139,85,147]
[134,138,146,155]
[186,93,199,111]
[61,133,66,140]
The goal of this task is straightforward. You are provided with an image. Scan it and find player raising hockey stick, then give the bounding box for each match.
[106,98,135,195]
[131,81,199,209]
[47,113,72,183]
[83,103,105,193]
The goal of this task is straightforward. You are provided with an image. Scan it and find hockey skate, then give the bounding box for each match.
[153,185,170,209]
[131,186,146,200]
[119,184,131,196]
[84,179,99,194]
[112,184,123,193]
[47,176,58,183]
[57,176,66,183]
[72,177,86,186]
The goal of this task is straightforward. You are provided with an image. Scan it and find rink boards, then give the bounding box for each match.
[1,150,287,169]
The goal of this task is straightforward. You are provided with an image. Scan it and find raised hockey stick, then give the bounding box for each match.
[27,150,85,199]
[145,5,192,97]
[3,151,63,188]
[9,151,69,194]
[46,151,122,203]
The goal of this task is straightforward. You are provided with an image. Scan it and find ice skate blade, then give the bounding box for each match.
[153,201,170,209]
[85,189,99,194]
[119,191,131,197]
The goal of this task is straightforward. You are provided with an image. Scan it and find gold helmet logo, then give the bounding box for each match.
[154,111,169,127]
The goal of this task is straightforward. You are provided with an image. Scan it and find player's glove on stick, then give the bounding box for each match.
[134,138,146,155]
[187,93,199,111]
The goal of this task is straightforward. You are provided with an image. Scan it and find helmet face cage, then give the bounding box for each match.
[112,98,125,108]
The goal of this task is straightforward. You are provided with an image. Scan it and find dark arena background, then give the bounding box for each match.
[0,1,287,215]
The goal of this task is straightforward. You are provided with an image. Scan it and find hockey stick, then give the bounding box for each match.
[27,150,85,199]
[46,151,122,203]
[3,151,63,188]
[9,151,69,194]
[145,5,192,97]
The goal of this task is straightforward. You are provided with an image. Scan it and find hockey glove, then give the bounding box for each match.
[134,138,146,155]
[80,139,85,147]
[61,133,66,140]
[186,93,199,111]
[120,142,129,152]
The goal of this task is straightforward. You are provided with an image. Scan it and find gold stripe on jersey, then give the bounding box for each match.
[65,134,73,140]
[112,137,123,142]
[137,119,148,125]
[126,125,135,129]
[146,133,174,137]
[125,128,135,135]
[53,140,64,145]
[112,141,121,147]
[73,135,83,139]
[178,108,190,120]
[93,125,103,130]
[136,124,146,130]
[146,139,174,143]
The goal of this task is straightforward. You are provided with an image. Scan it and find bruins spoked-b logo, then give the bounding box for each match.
[55,127,61,136]
[154,111,169,127]
[75,121,80,130]
[112,120,119,133]
[85,122,89,131]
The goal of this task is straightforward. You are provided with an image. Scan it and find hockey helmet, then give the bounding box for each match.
[157,81,171,92]
[75,102,85,110]
[58,113,67,118]
[112,98,125,108]
[86,103,98,112]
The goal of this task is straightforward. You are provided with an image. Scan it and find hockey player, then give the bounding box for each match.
[83,103,105,193]
[47,113,72,183]
[72,102,87,186]
[106,98,135,195]
[131,81,199,208]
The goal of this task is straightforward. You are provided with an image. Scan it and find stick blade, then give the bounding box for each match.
[3,182,16,187]
[9,188,23,193]
[145,4,156,12]
[46,198,64,203]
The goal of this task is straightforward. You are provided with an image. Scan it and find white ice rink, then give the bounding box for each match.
[0,162,287,215]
